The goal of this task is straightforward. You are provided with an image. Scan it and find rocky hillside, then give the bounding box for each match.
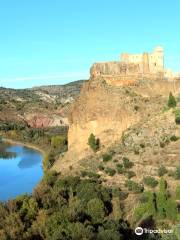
[52,65,180,227]
[0,80,86,128]
[53,63,180,174]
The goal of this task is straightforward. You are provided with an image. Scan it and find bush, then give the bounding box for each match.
[165,199,177,221]
[98,164,104,171]
[81,171,100,179]
[160,142,165,148]
[125,180,144,193]
[143,176,158,188]
[116,164,124,174]
[43,152,56,170]
[112,188,128,200]
[170,135,179,141]
[122,157,134,169]
[86,198,105,224]
[88,133,100,152]
[102,153,112,162]
[43,170,58,186]
[105,168,116,176]
[175,109,180,124]
[174,166,180,180]
[175,185,180,200]
[168,92,176,108]
[158,165,168,177]
[51,135,67,148]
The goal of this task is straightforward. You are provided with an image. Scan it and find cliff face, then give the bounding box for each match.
[68,77,139,158]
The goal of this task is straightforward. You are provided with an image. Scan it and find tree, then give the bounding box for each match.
[168,92,176,108]
[86,198,105,224]
[97,229,123,240]
[156,178,167,219]
[4,213,25,239]
[165,198,177,221]
[88,133,99,152]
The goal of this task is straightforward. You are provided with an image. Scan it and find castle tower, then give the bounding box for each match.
[153,46,164,72]
[142,52,150,73]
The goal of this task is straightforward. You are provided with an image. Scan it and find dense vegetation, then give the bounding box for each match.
[0,172,135,240]
[134,178,179,222]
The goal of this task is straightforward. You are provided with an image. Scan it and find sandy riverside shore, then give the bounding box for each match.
[2,138,46,157]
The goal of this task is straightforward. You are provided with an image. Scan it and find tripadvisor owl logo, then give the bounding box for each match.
[135,227,143,235]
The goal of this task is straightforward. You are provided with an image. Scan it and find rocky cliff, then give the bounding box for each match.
[53,62,180,173]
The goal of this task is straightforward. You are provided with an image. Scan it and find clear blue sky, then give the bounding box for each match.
[0,0,180,88]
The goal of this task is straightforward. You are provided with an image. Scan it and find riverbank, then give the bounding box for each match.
[2,138,46,157]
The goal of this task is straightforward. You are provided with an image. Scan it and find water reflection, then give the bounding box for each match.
[0,141,43,201]
[18,148,41,169]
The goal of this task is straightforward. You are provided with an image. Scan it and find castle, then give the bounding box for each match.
[121,46,164,74]
[90,46,178,85]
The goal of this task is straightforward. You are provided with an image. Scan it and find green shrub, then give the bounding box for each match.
[105,167,116,176]
[168,92,176,108]
[112,188,128,200]
[175,109,180,124]
[140,143,145,148]
[122,157,134,169]
[175,185,180,200]
[158,165,168,177]
[165,199,177,221]
[51,135,67,148]
[98,164,104,171]
[81,171,100,179]
[160,142,165,148]
[143,176,158,188]
[88,133,99,152]
[134,105,139,111]
[43,152,56,170]
[86,198,105,224]
[43,170,58,186]
[125,180,144,193]
[170,135,179,141]
[116,164,124,174]
[174,166,180,180]
[102,153,112,162]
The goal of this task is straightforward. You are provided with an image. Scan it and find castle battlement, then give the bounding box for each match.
[121,46,164,74]
[90,46,178,86]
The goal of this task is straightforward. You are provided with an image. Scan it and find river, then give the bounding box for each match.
[0,141,43,201]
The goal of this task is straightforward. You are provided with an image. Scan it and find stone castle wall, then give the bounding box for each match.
[121,46,164,74]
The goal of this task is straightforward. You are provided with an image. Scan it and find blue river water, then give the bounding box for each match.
[0,142,43,201]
